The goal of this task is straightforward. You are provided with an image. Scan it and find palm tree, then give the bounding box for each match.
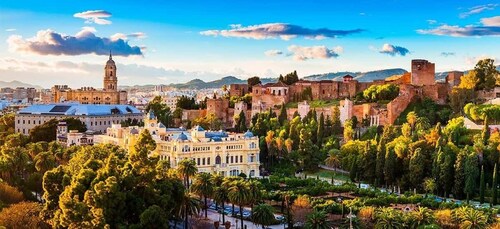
[177,159,197,189]
[247,180,262,211]
[410,207,435,228]
[176,191,201,229]
[213,185,229,224]
[375,207,403,229]
[454,207,487,229]
[191,172,213,218]
[252,204,275,229]
[325,149,340,172]
[229,180,250,229]
[305,210,330,229]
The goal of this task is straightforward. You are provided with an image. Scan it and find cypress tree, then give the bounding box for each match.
[492,163,498,206]
[482,116,490,145]
[278,103,287,125]
[317,113,325,147]
[480,165,485,204]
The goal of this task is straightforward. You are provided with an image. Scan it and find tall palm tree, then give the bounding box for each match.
[229,180,250,229]
[247,180,262,211]
[175,191,201,229]
[213,185,229,224]
[177,159,197,189]
[191,172,213,218]
[210,173,224,208]
[454,207,487,229]
[325,149,340,172]
[305,210,330,229]
[252,204,275,229]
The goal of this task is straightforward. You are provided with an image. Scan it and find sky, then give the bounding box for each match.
[0,0,499,88]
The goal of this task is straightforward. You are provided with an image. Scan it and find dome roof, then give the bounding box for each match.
[106,52,115,66]
[193,125,205,131]
[130,128,139,135]
[174,132,189,141]
[158,122,166,128]
[243,130,254,138]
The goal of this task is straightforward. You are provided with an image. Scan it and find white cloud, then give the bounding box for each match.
[287,45,342,61]
[73,10,112,25]
[5,28,16,32]
[110,32,147,41]
[7,27,143,56]
[379,44,410,56]
[481,16,500,26]
[427,20,437,25]
[200,23,364,40]
[465,55,498,65]
[264,49,283,56]
[460,4,498,18]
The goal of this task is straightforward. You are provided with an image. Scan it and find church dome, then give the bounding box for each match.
[106,52,115,66]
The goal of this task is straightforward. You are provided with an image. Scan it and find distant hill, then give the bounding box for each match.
[0,80,43,90]
[121,65,500,90]
[166,76,276,89]
[303,68,408,82]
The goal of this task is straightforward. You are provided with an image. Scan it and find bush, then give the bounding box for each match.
[0,183,24,205]
[0,201,49,229]
[362,84,399,102]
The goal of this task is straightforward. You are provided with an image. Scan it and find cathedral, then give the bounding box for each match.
[51,53,128,105]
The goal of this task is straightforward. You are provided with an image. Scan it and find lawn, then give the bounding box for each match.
[285,99,340,109]
[304,169,350,181]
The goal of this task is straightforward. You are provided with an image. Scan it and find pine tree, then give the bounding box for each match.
[453,150,466,200]
[238,110,246,132]
[480,165,485,204]
[492,163,498,206]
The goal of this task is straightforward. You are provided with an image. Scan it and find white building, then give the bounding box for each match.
[15,104,143,135]
[56,121,96,146]
[95,111,261,177]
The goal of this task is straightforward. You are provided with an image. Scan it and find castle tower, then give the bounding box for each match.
[411,59,435,86]
[104,52,118,91]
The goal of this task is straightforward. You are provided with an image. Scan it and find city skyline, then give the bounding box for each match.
[0,0,499,88]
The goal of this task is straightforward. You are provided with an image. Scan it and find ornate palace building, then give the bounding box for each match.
[95,111,261,177]
[51,53,128,105]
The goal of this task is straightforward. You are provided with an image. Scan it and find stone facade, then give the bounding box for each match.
[229,84,249,97]
[51,54,127,105]
[411,59,435,86]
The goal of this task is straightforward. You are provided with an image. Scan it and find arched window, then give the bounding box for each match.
[215,155,221,165]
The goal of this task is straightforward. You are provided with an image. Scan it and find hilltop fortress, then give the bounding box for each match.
[183,59,463,128]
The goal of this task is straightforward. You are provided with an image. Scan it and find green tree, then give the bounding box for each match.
[29,118,86,142]
[278,103,288,125]
[481,116,490,145]
[228,180,250,229]
[247,76,261,92]
[464,153,479,203]
[139,205,168,229]
[474,58,499,91]
[492,163,497,206]
[191,173,213,218]
[409,148,426,190]
[453,150,467,200]
[145,96,174,127]
[305,210,330,229]
[252,204,275,229]
[479,165,485,204]
[317,113,325,147]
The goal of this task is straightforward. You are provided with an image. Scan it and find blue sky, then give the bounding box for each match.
[0,0,498,88]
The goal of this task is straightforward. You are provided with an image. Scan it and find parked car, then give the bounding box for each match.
[242,211,252,219]
[208,203,218,210]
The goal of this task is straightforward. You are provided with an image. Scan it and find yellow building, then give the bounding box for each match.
[95,111,261,177]
[51,53,128,105]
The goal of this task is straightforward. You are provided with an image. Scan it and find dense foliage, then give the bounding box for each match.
[362,84,399,102]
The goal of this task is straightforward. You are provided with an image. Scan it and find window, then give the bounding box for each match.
[197,158,200,165]
[207,157,211,165]
[215,156,221,165]
[230,156,234,164]
[202,158,205,165]
[249,170,255,177]
[240,155,243,163]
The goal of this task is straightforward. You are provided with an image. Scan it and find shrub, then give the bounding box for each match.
[0,183,24,205]
[0,201,49,229]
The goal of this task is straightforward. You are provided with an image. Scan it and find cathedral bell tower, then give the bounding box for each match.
[104,52,118,91]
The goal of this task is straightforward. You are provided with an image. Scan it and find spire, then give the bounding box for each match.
[109,50,112,60]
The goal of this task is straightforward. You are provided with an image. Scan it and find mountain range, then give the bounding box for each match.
[0,80,43,90]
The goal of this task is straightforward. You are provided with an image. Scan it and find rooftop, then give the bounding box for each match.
[18,104,142,116]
